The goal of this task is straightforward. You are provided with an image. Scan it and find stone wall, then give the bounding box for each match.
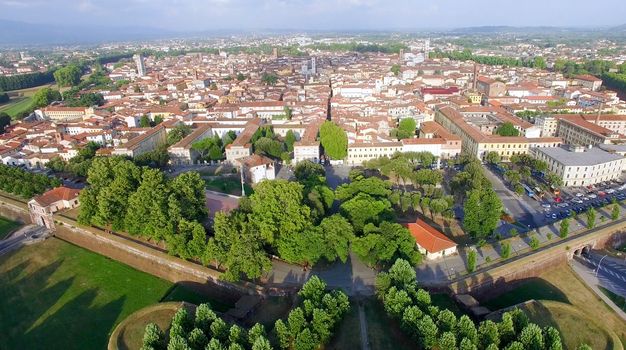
[0,194,31,224]
[448,221,626,297]
[53,215,263,296]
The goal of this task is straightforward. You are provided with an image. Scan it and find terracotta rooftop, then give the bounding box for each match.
[32,186,80,207]
[407,219,456,253]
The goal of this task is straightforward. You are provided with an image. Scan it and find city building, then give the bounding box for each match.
[112,124,167,158]
[237,154,275,184]
[530,145,626,187]
[28,186,80,229]
[134,53,146,77]
[168,125,214,165]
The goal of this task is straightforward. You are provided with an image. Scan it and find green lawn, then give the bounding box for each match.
[0,238,173,350]
[205,177,253,196]
[0,216,21,239]
[327,300,361,350]
[362,298,414,350]
[0,96,33,118]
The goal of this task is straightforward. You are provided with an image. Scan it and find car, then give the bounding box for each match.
[545,212,551,218]
[598,191,606,197]
[607,189,616,194]
[541,203,551,208]
[588,194,597,199]
[576,192,584,197]
[551,213,557,219]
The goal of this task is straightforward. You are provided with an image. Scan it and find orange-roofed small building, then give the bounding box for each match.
[28,186,80,229]
[407,219,457,260]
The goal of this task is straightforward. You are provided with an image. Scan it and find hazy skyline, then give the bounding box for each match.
[1,0,625,32]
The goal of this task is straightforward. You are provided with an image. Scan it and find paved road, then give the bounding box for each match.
[570,257,626,321]
[483,167,545,229]
[575,251,626,297]
[266,252,377,295]
[0,225,49,256]
[358,302,370,350]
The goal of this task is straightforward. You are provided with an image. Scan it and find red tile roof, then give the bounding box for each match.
[407,219,456,253]
[32,186,80,207]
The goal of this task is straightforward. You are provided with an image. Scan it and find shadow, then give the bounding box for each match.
[471,277,570,310]
[25,289,126,350]
[160,280,239,313]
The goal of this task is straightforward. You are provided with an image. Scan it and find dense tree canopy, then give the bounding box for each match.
[319,121,348,160]
[31,87,61,109]
[0,164,61,198]
[53,64,82,87]
[495,122,520,137]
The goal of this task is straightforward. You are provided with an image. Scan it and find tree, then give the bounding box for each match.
[31,87,61,108]
[498,312,516,344]
[125,168,173,241]
[396,118,416,140]
[0,112,11,133]
[236,73,246,81]
[457,315,478,345]
[529,235,540,250]
[478,320,500,349]
[463,188,503,239]
[533,56,547,69]
[294,160,325,183]
[500,242,511,259]
[53,64,82,87]
[319,121,347,160]
[586,208,596,229]
[467,250,477,272]
[142,323,165,350]
[204,212,272,281]
[285,130,296,152]
[254,137,284,158]
[559,218,569,238]
[495,122,520,137]
[352,222,421,266]
[416,315,439,349]
[168,124,193,145]
[140,115,151,128]
[248,180,310,244]
[261,72,278,86]
[485,151,501,164]
[390,64,401,76]
[519,324,544,350]
[317,215,354,263]
[612,204,620,220]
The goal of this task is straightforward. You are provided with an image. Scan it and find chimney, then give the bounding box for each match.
[194,69,198,80]
[595,102,604,124]
[472,63,478,90]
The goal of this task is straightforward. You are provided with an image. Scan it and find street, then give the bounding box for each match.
[575,251,626,297]
[0,225,49,256]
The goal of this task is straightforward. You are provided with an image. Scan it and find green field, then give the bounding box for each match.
[478,265,626,350]
[205,177,253,196]
[0,96,33,117]
[0,238,173,350]
[0,216,21,239]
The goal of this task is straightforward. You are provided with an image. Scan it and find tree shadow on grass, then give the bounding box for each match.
[1,257,126,350]
[25,289,126,350]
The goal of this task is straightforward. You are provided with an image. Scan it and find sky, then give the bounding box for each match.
[1,0,625,31]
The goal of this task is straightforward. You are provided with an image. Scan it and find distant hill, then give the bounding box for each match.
[0,19,177,45]
[449,26,576,34]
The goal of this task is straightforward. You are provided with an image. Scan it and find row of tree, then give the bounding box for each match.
[451,156,504,240]
[429,49,546,69]
[306,42,408,54]
[602,72,626,95]
[0,163,61,198]
[77,157,208,258]
[363,152,442,187]
[142,303,271,350]
[377,259,569,350]
[274,276,350,350]
[0,70,55,91]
